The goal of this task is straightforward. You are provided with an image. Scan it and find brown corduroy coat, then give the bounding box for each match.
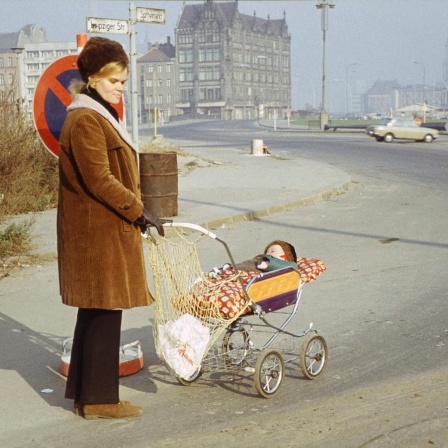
[57,94,153,309]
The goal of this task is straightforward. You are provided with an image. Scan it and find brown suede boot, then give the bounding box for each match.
[75,400,132,416]
[82,401,143,420]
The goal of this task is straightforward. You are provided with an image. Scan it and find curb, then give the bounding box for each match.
[198,177,352,230]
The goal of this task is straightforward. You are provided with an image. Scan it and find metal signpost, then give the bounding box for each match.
[86,3,166,151]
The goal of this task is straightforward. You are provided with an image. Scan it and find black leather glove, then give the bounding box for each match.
[136,208,172,237]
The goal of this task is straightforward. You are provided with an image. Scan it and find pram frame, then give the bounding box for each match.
[150,222,328,397]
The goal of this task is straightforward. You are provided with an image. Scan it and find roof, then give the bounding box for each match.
[177,1,288,38]
[0,32,20,52]
[0,24,47,52]
[138,44,175,63]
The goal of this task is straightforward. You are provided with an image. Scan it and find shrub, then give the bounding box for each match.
[0,87,58,266]
[0,92,59,217]
[0,218,35,263]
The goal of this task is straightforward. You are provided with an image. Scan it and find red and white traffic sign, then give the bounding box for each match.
[33,54,123,158]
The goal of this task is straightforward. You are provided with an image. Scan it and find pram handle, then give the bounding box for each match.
[162,222,218,239]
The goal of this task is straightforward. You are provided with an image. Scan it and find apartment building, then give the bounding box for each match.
[137,37,176,123]
[0,24,76,113]
[175,0,291,120]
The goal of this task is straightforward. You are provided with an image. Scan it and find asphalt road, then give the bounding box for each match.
[2,121,447,447]
[151,121,448,447]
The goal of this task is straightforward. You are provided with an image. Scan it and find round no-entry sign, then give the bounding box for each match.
[33,54,124,158]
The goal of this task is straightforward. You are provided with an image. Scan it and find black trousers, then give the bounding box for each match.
[65,308,122,404]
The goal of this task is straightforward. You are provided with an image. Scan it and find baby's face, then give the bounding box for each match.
[265,244,286,260]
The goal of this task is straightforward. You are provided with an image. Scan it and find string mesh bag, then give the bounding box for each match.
[147,226,251,380]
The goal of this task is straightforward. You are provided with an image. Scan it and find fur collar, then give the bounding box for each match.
[67,94,136,152]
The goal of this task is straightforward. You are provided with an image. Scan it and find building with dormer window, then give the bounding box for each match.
[175,0,291,120]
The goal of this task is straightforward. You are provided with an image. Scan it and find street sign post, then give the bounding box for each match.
[87,17,129,35]
[81,4,167,152]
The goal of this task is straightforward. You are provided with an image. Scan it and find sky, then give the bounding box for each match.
[2,0,448,112]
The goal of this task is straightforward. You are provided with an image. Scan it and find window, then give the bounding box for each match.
[158,79,163,87]
[8,57,13,67]
[27,63,39,71]
[157,65,162,73]
[178,34,192,44]
[166,65,171,73]
[26,51,39,58]
[0,74,4,85]
[166,79,171,87]
[178,50,193,63]
[179,68,193,81]
[42,50,54,58]
[56,50,68,57]
[167,93,172,103]
[27,75,40,83]
[158,94,163,104]
[0,58,3,68]
[148,66,154,73]
[146,79,153,87]
[199,48,220,62]
[180,88,193,101]
[199,66,220,81]
[8,73,14,84]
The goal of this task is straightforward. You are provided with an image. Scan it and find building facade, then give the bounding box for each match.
[137,38,176,124]
[0,24,76,114]
[175,0,291,120]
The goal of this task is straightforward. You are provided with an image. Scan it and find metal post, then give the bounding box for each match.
[414,61,426,122]
[129,2,139,151]
[345,63,357,115]
[11,47,25,113]
[316,0,335,130]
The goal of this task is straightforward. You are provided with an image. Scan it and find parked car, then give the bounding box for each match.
[366,118,439,143]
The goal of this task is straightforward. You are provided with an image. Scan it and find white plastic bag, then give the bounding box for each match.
[157,314,210,380]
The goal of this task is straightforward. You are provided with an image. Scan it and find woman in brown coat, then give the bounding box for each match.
[58,37,168,419]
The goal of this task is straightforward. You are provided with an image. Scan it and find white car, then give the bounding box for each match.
[366,118,439,143]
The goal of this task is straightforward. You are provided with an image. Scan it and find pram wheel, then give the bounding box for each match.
[176,367,203,386]
[299,333,328,379]
[221,328,250,366]
[254,349,285,398]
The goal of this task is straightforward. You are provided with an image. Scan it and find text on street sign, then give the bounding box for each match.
[87,17,129,35]
[136,7,166,24]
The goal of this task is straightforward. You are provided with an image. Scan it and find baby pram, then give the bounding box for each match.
[148,223,327,398]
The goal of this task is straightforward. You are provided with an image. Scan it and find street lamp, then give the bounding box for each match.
[316,0,335,130]
[345,63,357,115]
[414,61,426,122]
[11,46,25,113]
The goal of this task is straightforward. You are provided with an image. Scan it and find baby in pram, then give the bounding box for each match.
[198,240,325,318]
[234,240,299,274]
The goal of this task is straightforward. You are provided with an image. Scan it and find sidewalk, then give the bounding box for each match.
[0,143,351,448]
[28,144,351,258]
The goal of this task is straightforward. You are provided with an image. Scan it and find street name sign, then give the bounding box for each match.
[87,17,129,35]
[136,7,166,24]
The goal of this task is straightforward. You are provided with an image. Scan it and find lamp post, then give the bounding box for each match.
[345,63,357,115]
[414,61,426,122]
[316,0,335,130]
[11,46,25,113]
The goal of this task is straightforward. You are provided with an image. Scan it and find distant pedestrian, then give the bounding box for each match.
[57,37,169,419]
